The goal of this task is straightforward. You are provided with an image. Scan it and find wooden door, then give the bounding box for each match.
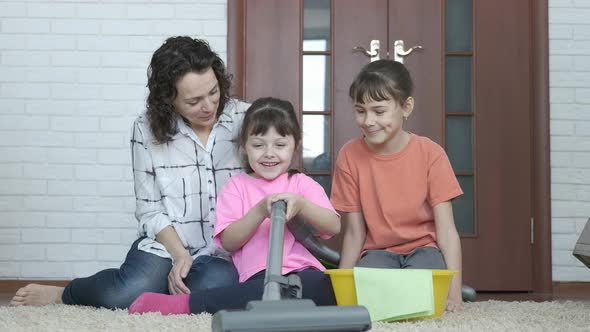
[229,0,549,291]
[333,0,532,291]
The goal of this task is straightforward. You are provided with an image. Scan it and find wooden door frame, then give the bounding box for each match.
[227,0,552,293]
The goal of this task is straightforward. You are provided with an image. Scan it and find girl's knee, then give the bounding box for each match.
[404,247,446,269]
[358,250,399,268]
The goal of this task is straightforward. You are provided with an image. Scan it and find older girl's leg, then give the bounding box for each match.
[356,249,402,268]
[402,246,446,269]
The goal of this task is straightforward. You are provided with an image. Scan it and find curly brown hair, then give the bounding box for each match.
[146,36,232,144]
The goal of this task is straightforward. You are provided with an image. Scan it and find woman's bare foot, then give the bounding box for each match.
[10,284,64,306]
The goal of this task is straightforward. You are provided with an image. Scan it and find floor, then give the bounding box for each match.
[476,291,590,302]
[1,293,13,306]
[476,282,590,302]
[2,286,590,307]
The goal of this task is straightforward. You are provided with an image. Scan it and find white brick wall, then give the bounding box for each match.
[0,0,228,279]
[1,1,589,283]
[550,0,590,281]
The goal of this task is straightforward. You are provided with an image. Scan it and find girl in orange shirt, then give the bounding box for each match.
[331,60,464,312]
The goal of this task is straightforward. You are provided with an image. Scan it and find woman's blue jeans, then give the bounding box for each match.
[61,237,239,309]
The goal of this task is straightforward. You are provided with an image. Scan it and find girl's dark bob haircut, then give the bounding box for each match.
[349,59,413,105]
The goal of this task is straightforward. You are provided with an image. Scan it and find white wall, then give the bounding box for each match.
[1,0,590,282]
[0,0,228,279]
[549,0,590,281]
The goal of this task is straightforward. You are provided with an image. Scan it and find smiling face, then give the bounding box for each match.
[172,67,220,134]
[354,96,414,154]
[245,126,296,181]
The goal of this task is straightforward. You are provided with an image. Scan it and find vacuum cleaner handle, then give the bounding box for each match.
[262,200,287,301]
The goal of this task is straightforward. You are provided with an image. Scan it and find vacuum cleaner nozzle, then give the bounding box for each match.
[212,299,371,332]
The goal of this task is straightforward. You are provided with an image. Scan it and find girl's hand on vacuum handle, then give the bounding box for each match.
[268,193,305,221]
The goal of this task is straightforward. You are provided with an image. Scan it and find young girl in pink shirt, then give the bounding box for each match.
[129,97,340,315]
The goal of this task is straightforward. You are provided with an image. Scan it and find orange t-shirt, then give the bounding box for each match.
[331,134,463,254]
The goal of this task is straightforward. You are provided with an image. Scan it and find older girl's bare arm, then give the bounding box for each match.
[433,201,464,312]
[338,212,367,269]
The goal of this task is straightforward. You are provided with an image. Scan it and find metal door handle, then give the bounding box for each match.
[393,40,423,63]
[352,39,380,62]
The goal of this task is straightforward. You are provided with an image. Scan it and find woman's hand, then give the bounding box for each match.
[445,297,464,312]
[168,250,193,295]
[267,193,306,221]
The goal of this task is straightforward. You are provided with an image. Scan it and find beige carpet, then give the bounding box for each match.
[1,300,589,331]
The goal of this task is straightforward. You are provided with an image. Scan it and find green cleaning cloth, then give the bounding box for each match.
[353,267,435,322]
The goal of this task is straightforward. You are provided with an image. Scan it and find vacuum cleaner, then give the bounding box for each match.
[211,200,372,332]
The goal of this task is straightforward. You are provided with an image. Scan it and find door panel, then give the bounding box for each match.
[333,0,388,156]
[243,0,300,104]
[467,0,532,290]
[388,1,443,143]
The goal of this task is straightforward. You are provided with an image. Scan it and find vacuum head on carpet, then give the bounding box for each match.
[211,299,371,332]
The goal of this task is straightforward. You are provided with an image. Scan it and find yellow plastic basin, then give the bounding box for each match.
[324,268,457,319]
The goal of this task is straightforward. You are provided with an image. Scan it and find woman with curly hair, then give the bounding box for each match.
[11,36,249,309]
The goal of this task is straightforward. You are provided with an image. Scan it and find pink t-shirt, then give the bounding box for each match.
[214,172,337,282]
